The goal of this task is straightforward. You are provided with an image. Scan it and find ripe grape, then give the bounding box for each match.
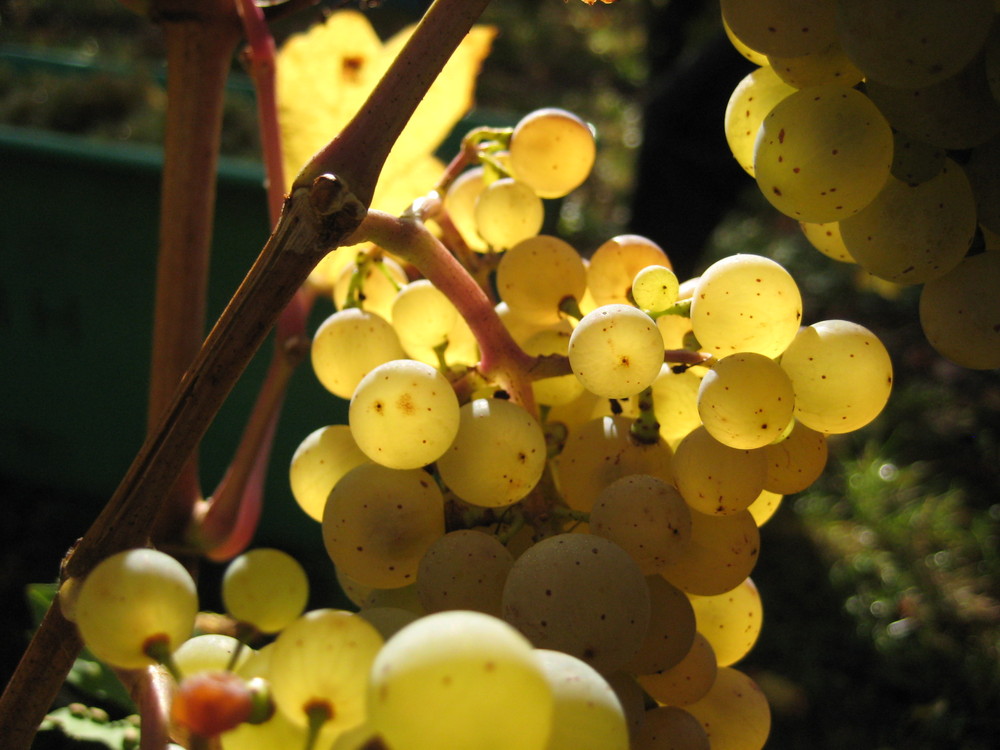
[508,107,596,199]
[223,548,310,634]
[474,176,544,249]
[688,577,763,667]
[633,706,710,750]
[74,548,197,670]
[762,421,828,494]
[568,304,665,399]
[631,264,679,313]
[496,235,587,325]
[443,166,489,252]
[348,359,460,469]
[799,220,854,263]
[367,611,554,750]
[322,463,445,588]
[685,667,771,750]
[747,489,784,527]
[767,41,863,89]
[650,364,703,444]
[625,576,697,675]
[332,256,407,321]
[501,533,650,672]
[753,85,893,223]
[690,254,803,358]
[721,0,837,58]
[522,327,584,406]
[660,509,760,596]
[391,279,459,352]
[435,397,547,507]
[779,320,893,434]
[289,425,368,522]
[724,66,797,177]
[587,234,672,307]
[173,634,250,676]
[672,426,767,516]
[311,309,407,399]
[416,529,514,616]
[697,352,795,450]
[637,632,718,706]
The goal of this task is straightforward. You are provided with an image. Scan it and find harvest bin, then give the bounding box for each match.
[0,122,349,555]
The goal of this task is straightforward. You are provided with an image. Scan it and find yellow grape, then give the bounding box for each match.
[568,304,665,399]
[651,364,703,444]
[688,578,763,667]
[761,420,828,494]
[632,706,710,750]
[416,529,514,617]
[660,510,760,596]
[587,234,672,307]
[637,632,717,707]
[799,221,855,263]
[685,667,771,750]
[724,66,797,177]
[443,166,489,252]
[747,489,784,527]
[780,320,893,434]
[435,397,547,508]
[310,309,407,400]
[474,177,544,249]
[497,235,587,325]
[222,548,309,634]
[891,132,946,187]
[508,107,597,199]
[367,611,554,750]
[355,607,420,641]
[625,576,697,676]
[631,265,680,313]
[697,352,795,449]
[839,162,977,284]
[522,327,584,407]
[672,426,767,516]
[754,85,893,223]
[391,279,459,351]
[919,251,1000,370]
[173,634,250,677]
[74,548,197,670]
[289,425,368,523]
[535,649,629,750]
[348,359,460,470]
[721,0,837,58]
[690,254,803,359]
[322,463,445,588]
[767,41,863,89]
[722,15,768,66]
[332,256,408,322]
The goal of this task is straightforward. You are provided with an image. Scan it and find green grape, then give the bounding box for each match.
[74,548,197,670]
[799,221,855,263]
[436,397,547,508]
[391,279,459,351]
[323,463,445,588]
[637,632,718,707]
[497,235,587,325]
[501,533,651,673]
[690,254,803,358]
[767,41,863,89]
[721,0,837,58]
[523,327,585,407]
[651,364,703,444]
[688,578,762,668]
[367,611,554,750]
[919,252,1000,369]
[631,265,679,313]
[724,66,797,177]
[355,607,420,641]
[569,304,665,399]
[625,576,697,676]
[962,135,1000,235]
[697,352,795,450]
[761,420,827,494]
[474,177,544,249]
[444,166,489,252]
[660,509,760,596]
[555,415,674,512]
[779,320,893,434]
[535,649,629,750]
[223,548,310,634]
[416,529,514,617]
[891,132,946,187]
[348,359,460,470]
[332,256,408,322]
[840,159,976,284]
[685,667,771,750]
[672,426,767,516]
[289,425,368,523]
[633,706,710,750]
[754,85,893,223]
[311,309,408,400]
[589,474,692,574]
[173,634,250,677]
[836,0,994,88]
[748,489,783,527]
[867,62,1000,152]
[587,234,672,307]
[269,609,383,735]
[509,107,597,199]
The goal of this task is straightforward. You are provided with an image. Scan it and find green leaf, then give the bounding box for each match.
[39,706,140,750]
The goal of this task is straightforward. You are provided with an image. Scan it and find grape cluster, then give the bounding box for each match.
[722,0,1000,370]
[67,105,894,749]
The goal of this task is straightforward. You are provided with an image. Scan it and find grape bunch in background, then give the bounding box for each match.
[64,96,894,750]
[722,0,1000,370]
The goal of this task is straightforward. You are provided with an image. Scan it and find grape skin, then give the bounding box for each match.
[568,304,665,399]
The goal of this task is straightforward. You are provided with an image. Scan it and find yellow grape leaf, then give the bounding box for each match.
[277,9,496,217]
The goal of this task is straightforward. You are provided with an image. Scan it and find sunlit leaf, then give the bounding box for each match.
[277,9,495,217]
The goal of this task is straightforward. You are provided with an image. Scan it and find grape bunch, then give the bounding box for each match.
[66,106,894,750]
[721,0,1000,370]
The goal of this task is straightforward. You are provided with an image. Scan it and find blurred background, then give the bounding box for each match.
[1,0,998,747]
